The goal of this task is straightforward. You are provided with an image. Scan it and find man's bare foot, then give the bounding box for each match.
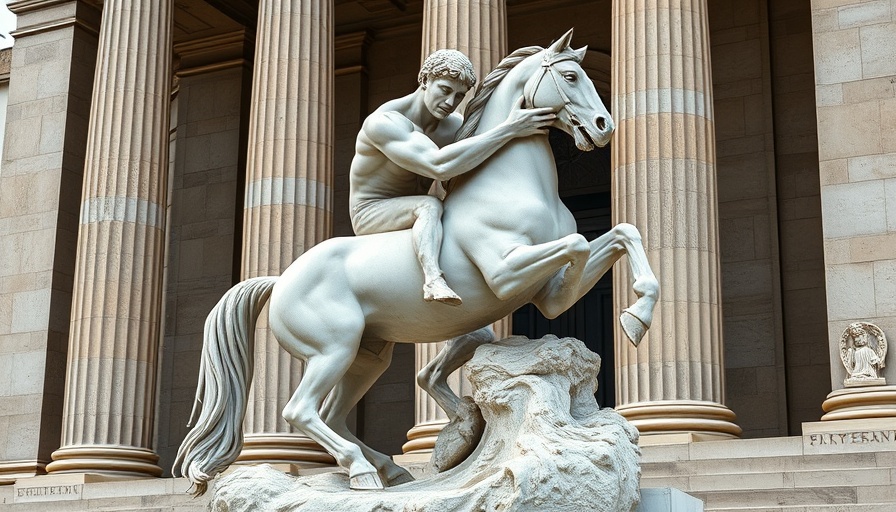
[424,276,463,306]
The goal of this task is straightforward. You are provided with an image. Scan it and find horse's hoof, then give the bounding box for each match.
[431,397,485,473]
[424,277,463,306]
[620,309,649,346]
[350,471,385,490]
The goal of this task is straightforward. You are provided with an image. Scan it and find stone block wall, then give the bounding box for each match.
[154,68,245,474]
[0,2,99,482]
[708,0,789,438]
[811,0,896,388]
[768,0,830,435]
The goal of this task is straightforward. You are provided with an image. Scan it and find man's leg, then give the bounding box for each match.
[351,195,461,305]
[411,196,461,305]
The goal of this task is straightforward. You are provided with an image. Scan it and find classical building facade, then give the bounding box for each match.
[0,0,894,509]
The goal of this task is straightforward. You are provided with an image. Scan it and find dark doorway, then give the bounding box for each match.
[512,129,615,408]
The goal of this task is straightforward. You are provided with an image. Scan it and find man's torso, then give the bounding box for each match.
[349,96,462,207]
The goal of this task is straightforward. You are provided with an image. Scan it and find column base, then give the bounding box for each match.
[45,446,162,478]
[821,385,896,421]
[235,433,335,467]
[401,419,448,454]
[0,460,47,485]
[615,400,742,438]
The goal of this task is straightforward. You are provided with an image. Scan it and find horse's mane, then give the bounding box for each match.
[455,46,543,141]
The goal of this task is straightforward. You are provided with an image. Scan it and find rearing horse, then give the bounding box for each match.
[175,30,658,494]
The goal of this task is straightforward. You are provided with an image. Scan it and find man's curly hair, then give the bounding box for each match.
[418,49,476,89]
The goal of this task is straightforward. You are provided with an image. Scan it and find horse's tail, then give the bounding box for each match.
[172,276,278,496]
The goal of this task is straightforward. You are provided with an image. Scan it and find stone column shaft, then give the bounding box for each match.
[611,0,740,438]
[237,0,335,466]
[404,0,508,456]
[46,0,173,476]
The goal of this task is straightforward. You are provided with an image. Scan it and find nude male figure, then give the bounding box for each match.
[350,49,557,305]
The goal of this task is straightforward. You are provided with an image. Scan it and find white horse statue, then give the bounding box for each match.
[174,30,658,494]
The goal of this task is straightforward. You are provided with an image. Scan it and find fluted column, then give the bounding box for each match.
[402,0,507,456]
[236,0,335,467]
[611,0,741,439]
[46,0,172,476]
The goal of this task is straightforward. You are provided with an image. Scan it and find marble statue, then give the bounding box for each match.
[349,49,557,305]
[208,336,642,512]
[840,322,888,387]
[174,29,658,495]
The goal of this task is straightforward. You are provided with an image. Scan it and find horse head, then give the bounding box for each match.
[521,29,614,151]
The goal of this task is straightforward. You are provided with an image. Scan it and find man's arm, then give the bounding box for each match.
[365,100,556,181]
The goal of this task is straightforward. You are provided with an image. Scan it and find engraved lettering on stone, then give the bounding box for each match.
[14,484,82,502]
[808,430,896,446]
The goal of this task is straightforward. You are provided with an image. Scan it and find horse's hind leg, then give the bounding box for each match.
[319,341,415,487]
[418,326,494,472]
[418,326,495,420]
[280,335,384,490]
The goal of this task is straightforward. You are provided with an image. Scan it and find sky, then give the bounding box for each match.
[0,3,14,50]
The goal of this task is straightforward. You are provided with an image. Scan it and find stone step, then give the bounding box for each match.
[709,504,896,512]
[644,466,894,493]
[0,477,208,512]
[642,450,896,479]
[692,484,896,510]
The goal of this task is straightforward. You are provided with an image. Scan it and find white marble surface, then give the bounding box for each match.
[211,336,642,512]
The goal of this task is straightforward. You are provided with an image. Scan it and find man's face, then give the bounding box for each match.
[423,77,469,119]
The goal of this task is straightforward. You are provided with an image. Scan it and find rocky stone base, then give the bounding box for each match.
[211,335,642,512]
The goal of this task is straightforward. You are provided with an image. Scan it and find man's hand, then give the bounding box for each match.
[500,96,559,138]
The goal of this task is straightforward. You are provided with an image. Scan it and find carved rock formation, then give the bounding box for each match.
[211,335,641,511]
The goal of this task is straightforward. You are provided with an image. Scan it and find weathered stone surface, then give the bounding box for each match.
[211,336,641,511]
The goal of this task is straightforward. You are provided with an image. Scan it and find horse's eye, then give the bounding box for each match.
[563,72,578,83]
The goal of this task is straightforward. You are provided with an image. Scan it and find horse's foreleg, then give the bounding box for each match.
[418,326,495,420]
[613,223,659,346]
[478,233,591,301]
[531,223,657,345]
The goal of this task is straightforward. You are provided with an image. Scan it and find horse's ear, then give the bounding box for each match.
[573,45,588,62]
[547,28,575,55]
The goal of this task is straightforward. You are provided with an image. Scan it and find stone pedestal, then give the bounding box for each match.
[237,0,335,466]
[610,0,740,439]
[213,337,642,512]
[46,0,172,478]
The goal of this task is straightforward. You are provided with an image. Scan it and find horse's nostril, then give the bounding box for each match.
[596,116,607,131]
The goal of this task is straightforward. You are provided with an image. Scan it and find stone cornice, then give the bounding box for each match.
[335,31,374,53]
[335,31,373,75]
[174,30,252,77]
[370,21,420,41]
[9,0,101,38]
[8,0,71,15]
[11,16,99,38]
[8,0,99,15]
